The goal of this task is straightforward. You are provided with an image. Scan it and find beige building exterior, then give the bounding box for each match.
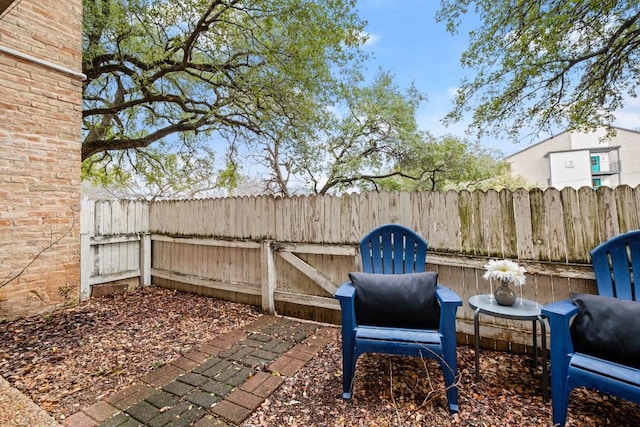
[0,0,83,318]
[506,127,640,190]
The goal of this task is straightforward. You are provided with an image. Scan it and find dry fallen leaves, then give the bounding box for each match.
[245,334,640,427]
[0,286,260,421]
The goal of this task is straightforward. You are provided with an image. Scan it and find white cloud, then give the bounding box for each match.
[447,86,461,98]
[415,86,465,137]
[362,31,381,47]
[614,96,640,131]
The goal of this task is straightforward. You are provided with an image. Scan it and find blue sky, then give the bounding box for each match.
[354,1,507,151]
[355,0,640,157]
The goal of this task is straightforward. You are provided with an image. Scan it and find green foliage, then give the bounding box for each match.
[234,70,427,195]
[82,137,219,199]
[83,0,543,197]
[294,71,427,194]
[377,134,528,192]
[437,0,640,141]
[82,0,367,196]
[442,170,534,192]
[216,147,240,195]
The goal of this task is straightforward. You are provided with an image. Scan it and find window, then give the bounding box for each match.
[592,178,601,189]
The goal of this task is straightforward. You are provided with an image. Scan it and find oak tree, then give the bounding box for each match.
[378,134,520,192]
[438,0,640,141]
[82,0,367,193]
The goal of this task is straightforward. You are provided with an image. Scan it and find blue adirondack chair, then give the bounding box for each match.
[334,224,462,413]
[542,229,640,426]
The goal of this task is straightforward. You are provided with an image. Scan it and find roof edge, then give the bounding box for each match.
[505,126,640,159]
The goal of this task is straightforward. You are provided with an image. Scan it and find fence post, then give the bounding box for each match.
[261,240,276,314]
[139,232,151,286]
[79,200,95,301]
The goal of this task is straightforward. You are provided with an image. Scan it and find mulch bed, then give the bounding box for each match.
[0,286,261,422]
[246,338,640,426]
[1,285,640,426]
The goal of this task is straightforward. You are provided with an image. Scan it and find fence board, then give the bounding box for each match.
[303,196,315,241]
[498,190,516,257]
[457,190,474,255]
[597,186,619,240]
[275,197,288,242]
[420,191,436,246]
[267,195,277,240]
[616,185,639,232]
[325,195,341,243]
[577,187,600,257]
[346,192,361,243]
[479,190,502,257]
[396,191,411,227]
[310,195,322,242]
[635,188,640,231]
[471,190,485,256]
[430,191,449,250]
[529,188,549,261]
[512,189,534,260]
[560,188,584,262]
[544,188,567,262]
[443,190,462,253]
[359,192,374,234]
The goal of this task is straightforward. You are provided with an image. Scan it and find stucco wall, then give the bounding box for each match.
[0,0,83,318]
[548,150,592,189]
[615,128,640,187]
[507,132,572,187]
[507,128,640,189]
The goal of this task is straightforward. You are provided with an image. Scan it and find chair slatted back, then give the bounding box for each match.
[359,224,427,274]
[590,229,640,301]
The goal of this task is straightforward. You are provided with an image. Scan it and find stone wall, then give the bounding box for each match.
[0,0,83,318]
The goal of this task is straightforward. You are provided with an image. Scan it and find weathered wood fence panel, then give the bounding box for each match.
[80,200,150,300]
[81,186,640,347]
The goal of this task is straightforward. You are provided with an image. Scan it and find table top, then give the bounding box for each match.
[469,294,543,320]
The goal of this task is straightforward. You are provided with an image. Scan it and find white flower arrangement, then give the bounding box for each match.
[482,259,526,287]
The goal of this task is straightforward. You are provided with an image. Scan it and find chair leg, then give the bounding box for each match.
[438,357,459,413]
[443,371,459,413]
[342,345,357,399]
[551,377,573,427]
[439,336,459,413]
[550,366,571,426]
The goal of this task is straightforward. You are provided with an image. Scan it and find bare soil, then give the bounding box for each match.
[1,285,640,426]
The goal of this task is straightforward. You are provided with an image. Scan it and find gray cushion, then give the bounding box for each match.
[349,271,440,329]
[570,293,640,368]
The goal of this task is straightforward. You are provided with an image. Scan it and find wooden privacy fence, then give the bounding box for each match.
[80,185,640,349]
[79,199,151,301]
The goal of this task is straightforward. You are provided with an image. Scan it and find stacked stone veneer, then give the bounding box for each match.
[0,0,83,318]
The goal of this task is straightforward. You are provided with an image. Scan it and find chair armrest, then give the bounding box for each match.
[541,299,578,319]
[435,285,462,340]
[541,299,577,357]
[435,284,463,306]
[334,281,356,300]
[335,281,357,336]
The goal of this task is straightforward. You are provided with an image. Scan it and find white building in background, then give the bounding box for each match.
[506,127,640,189]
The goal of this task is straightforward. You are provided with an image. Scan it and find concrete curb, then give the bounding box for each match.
[0,376,62,427]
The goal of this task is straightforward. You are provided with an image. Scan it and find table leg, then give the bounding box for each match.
[532,319,538,368]
[538,315,549,402]
[474,307,481,382]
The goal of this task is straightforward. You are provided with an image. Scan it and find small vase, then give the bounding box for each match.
[494,281,517,306]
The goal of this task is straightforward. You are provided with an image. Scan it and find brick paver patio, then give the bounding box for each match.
[63,316,335,427]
